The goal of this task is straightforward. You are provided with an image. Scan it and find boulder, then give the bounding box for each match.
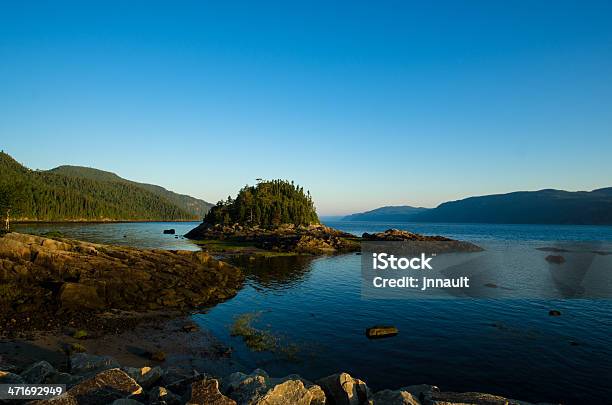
[316,372,371,405]
[222,369,326,405]
[59,283,105,310]
[67,368,142,405]
[365,326,398,339]
[428,391,532,405]
[123,366,164,389]
[372,389,420,405]
[20,360,56,384]
[0,370,25,384]
[163,229,176,235]
[549,310,561,317]
[149,386,181,405]
[188,378,236,405]
[398,385,439,403]
[70,353,120,375]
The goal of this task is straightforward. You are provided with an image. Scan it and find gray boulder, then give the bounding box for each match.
[21,360,56,384]
[149,386,181,405]
[222,369,325,405]
[0,370,25,384]
[316,372,371,405]
[67,368,143,405]
[188,378,236,405]
[123,366,164,389]
[70,353,120,375]
[428,391,534,405]
[372,389,420,405]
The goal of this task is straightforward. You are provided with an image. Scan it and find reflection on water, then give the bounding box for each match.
[229,255,318,291]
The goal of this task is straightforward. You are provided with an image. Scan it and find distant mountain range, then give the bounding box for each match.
[342,206,429,222]
[0,152,212,221]
[343,188,612,225]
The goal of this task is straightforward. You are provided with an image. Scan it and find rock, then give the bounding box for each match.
[70,343,87,353]
[70,353,120,375]
[0,370,25,384]
[398,385,439,402]
[149,386,181,405]
[163,229,176,235]
[223,369,325,405]
[27,393,79,404]
[372,389,420,405]
[428,391,531,405]
[549,310,562,316]
[68,368,143,405]
[316,372,371,405]
[361,229,482,252]
[545,255,565,264]
[45,371,83,386]
[187,378,236,405]
[124,366,164,389]
[0,232,244,333]
[365,326,398,339]
[59,283,105,310]
[20,360,56,384]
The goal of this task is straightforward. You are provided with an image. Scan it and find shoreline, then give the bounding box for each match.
[13,219,201,224]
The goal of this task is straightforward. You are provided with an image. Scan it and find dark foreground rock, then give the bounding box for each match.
[185,223,360,254]
[2,355,555,404]
[0,233,244,335]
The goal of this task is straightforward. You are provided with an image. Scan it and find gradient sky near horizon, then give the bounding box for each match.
[1,1,612,215]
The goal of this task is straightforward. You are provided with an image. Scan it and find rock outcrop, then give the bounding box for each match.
[361,229,483,252]
[185,223,360,255]
[0,233,244,334]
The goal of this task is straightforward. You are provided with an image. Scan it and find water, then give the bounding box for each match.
[13,221,612,404]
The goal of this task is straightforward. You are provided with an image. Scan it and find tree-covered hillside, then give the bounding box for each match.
[50,165,212,218]
[203,179,319,227]
[0,152,209,221]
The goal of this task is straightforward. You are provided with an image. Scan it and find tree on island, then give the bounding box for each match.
[203,179,319,227]
[0,180,26,231]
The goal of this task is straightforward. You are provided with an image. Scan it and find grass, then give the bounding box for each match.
[229,312,300,361]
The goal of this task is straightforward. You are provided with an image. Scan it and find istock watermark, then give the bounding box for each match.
[360,240,612,299]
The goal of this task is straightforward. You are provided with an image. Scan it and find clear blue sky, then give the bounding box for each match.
[1,1,611,215]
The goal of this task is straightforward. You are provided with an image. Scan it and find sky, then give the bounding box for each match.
[1,1,611,215]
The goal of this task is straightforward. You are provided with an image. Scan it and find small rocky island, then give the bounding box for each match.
[185,180,480,255]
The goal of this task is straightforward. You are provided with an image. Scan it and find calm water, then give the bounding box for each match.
[14,221,612,404]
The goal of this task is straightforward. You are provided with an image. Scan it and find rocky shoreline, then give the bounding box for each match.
[0,354,554,405]
[0,232,244,337]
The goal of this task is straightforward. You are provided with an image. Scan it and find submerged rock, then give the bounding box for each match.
[20,360,56,384]
[163,229,176,235]
[365,326,398,339]
[545,255,565,264]
[70,353,120,375]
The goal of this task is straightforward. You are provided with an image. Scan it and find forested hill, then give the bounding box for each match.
[203,179,319,227]
[50,165,212,218]
[0,152,211,221]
